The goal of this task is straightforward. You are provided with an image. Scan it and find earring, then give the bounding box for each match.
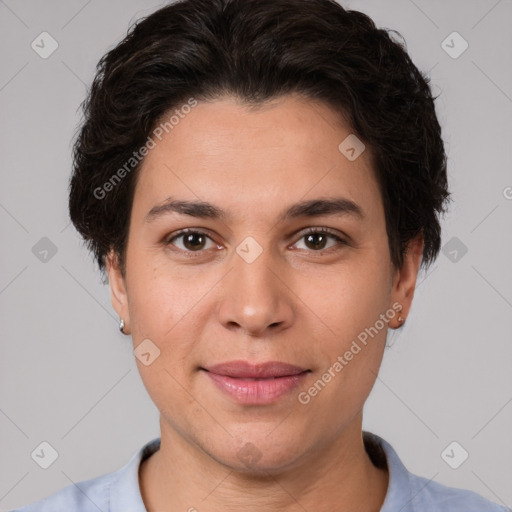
[397,315,405,325]
[119,318,126,334]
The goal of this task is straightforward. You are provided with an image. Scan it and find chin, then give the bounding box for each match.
[210,432,310,476]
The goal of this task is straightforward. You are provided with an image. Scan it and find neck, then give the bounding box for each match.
[139,415,388,512]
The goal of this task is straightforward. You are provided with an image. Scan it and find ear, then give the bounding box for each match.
[389,232,424,329]
[105,250,131,334]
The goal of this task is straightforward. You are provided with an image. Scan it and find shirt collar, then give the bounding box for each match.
[108,433,414,512]
[110,437,161,512]
[363,431,415,512]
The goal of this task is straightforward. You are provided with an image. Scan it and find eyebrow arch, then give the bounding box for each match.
[279,197,364,222]
[145,197,364,223]
[145,198,227,222]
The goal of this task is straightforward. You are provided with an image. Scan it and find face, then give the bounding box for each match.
[107,94,422,473]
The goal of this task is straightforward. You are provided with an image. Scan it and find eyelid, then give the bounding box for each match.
[294,226,346,240]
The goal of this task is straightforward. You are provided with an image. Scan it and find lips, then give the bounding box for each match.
[201,360,310,405]
[202,360,309,379]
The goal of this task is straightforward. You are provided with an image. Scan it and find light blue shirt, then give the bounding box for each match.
[15,432,508,511]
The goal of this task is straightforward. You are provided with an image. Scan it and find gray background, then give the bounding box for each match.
[1,0,511,510]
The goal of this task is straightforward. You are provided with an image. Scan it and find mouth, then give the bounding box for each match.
[200,360,311,404]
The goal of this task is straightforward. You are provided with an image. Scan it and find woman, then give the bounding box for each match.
[16,0,507,510]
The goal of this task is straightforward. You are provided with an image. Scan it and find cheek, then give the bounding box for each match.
[125,259,220,390]
[126,258,206,339]
[295,255,392,402]
[302,262,392,347]
[296,269,391,422]
[125,266,201,410]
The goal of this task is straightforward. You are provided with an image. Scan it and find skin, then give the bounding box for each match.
[106,94,423,512]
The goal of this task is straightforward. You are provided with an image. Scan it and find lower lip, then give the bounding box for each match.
[203,370,308,405]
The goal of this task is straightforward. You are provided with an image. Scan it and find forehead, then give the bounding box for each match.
[150,95,353,164]
[131,95,383,224]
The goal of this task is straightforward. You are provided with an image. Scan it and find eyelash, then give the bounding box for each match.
[165,227,348,257]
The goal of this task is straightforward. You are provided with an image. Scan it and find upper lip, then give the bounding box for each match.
[202,360,309,379]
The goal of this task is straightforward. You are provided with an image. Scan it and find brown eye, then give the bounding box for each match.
[167,230,216,252]
[181,232,207,251]
[293,228,347,252]
[304,232,329,250]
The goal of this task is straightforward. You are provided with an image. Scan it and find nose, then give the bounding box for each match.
[216,242,294,338]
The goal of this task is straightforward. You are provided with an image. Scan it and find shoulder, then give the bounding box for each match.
[13,471,112,512]
[407,471,509,511]
[13,438,161,512]
[363,432,509,512]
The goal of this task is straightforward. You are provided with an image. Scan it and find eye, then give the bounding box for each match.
[166,229,218,253]
[165,227,348,256]
[292,228,347,252]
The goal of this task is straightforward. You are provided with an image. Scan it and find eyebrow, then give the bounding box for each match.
[145,197,364,223]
